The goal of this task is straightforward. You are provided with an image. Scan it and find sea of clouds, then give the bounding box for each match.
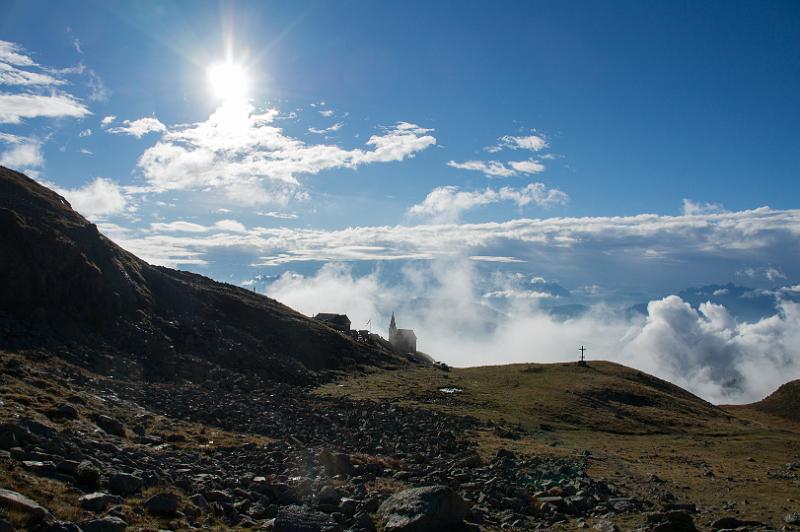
[265,257,800,405]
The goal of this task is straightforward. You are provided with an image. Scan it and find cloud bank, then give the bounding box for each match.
[264,259,800,405]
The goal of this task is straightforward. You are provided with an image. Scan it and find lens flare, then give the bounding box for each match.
[206,61,249,102]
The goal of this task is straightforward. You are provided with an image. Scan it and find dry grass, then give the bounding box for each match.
[317,361,800,528]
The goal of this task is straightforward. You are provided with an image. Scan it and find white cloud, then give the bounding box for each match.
[408,183,568,222]
[135,101,435,204]
[0,62,66,86]
[151,221,209,233]
[79,148,92,155]
[739,266,787,282]
[508,159,545,174]
[0,92,91,124]
[86,69,110,102]
[263,259,800,404]
[107,117,167,138]
[308,122,343,135]
[0,132,25,144]
[469,255,526,263]
[97,207,800,286]
[487,133,548,153]
[79,128,92,137]
[0,139,43,173]
[683,198,724,215]
[447,159,515,177]
[0,40,36,66]
[214,219,247,232]
[447,158,545,177]
[319,109,334,117]
[100,115,116,127]
[52,177,127,220]
[257,211,299,219]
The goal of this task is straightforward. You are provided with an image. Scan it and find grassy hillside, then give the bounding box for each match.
[317,360,737,435]
[317,362,800,529]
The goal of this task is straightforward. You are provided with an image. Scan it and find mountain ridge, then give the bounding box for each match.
[0,166,404,384]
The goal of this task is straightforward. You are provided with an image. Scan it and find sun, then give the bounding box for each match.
[206,61,249,102]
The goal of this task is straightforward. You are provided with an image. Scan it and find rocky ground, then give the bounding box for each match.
[0,350,739,532]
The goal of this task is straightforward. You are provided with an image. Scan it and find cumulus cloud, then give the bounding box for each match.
[0,138,43,174]
[107,117,167,138]
[263,258,800,404]
[52,177,127,220]
[135,101,435,204]
[78,128,92,137]
[0,92,90,124]
[447,158,545,177]
[100,115,116,127]
[407,183,568,222]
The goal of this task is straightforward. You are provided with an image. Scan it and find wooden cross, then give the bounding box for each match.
[579,345,587,362]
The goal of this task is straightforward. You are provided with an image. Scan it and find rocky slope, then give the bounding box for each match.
[0,166,403,384]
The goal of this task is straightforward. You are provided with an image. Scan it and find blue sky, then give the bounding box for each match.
[2,0,800,298]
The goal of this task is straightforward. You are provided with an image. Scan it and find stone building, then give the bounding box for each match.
[314,313,351,332]
[388,312,417,353]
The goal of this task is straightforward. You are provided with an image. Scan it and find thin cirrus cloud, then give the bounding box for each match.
[133,101,436,205]
[447,158,545,178]
[407,183,568,222]
[0,92,90,124]
[308,122,343,135]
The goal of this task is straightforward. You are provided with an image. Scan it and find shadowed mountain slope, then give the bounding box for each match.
[0,166,403,383]
[751,379,800,422]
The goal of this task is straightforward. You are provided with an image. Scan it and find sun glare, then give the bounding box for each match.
[207,61,249,102]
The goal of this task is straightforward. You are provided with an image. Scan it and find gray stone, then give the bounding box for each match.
[145,492,180,517]
[108,472,142,496]
[44,522,83,532]
[94,415,125,437]
[82,516,128,532]
[79,492,124,512]
[377,485,468,532]
[0,488,52,521]
[274,504,342,532]
[190,493,209,511]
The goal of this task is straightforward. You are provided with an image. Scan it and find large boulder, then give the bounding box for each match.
[377,485,468,532]
[0,488,52,522]
[79,492,124,512]
[107,472,142,496]
[274,504,342,532]
[145,491,180,517]
[81,516,128,532]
